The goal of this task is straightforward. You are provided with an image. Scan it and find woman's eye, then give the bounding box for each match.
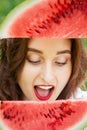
[55,61,67,66]
[26,57,41,64]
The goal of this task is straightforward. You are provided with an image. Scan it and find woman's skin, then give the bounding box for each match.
[17,38,72,101]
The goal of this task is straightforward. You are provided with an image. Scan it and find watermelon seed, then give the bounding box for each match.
[1,101,4,110]
[52,114,59,120]
[38,25,47,29]
[59,113,65,121]
[51,108,55,114]
[35,29,41,33]
[14,120,17,124]
[52,12,57,16]
[56,13,61,18]
[59,104,65,110]
[54,3,58,9]
[51,16,59,23]
[48,109,52,114]
[65,108,75,115]
[69,7,74,13]
[43,114,48,118]
[26,30,32,34]
[46,18,50,23]
[62,13,66,18]
[49,3,53,9]
[19,122,22,127]
[47,113,51,118]
[64,10,69,14]
[40,112,43,116]
[1,100,3,105]
[22,116,25,121]
[18,117,21,122]
[57,0,61,5]
[16,111,19,116]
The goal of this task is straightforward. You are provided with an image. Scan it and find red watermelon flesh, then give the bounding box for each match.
[0,100,87,130]
[0,0,87,38]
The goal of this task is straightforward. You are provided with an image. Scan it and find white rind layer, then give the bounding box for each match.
[0,119,10,130]
[68,114,87,130]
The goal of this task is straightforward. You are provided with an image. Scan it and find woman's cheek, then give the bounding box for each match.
[25,64,42,80]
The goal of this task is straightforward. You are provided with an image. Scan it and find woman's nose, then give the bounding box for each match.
[40,62,57,84]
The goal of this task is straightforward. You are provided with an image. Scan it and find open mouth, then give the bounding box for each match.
[34,85,54,101]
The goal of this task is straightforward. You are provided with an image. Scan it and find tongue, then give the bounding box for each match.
[36,87,50,97]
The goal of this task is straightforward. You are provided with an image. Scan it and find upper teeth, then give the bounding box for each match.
[37,86,53,90]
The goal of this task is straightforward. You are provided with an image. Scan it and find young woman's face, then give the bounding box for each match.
[17,38,72,101]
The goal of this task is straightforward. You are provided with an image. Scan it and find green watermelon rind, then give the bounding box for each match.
[0,0,41,38]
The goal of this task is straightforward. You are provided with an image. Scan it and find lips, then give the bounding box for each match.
[34,85,54,100]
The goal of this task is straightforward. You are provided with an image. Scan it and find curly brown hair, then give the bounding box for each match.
[0,38,87,100]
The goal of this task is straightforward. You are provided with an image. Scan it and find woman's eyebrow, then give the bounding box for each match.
[56,50,71,55]
[27,48,43,54]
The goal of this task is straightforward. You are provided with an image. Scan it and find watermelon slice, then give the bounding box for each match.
[0,0,87,38]
[0,100,87,130]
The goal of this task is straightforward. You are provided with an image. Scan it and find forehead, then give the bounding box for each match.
[28,38,71,52]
